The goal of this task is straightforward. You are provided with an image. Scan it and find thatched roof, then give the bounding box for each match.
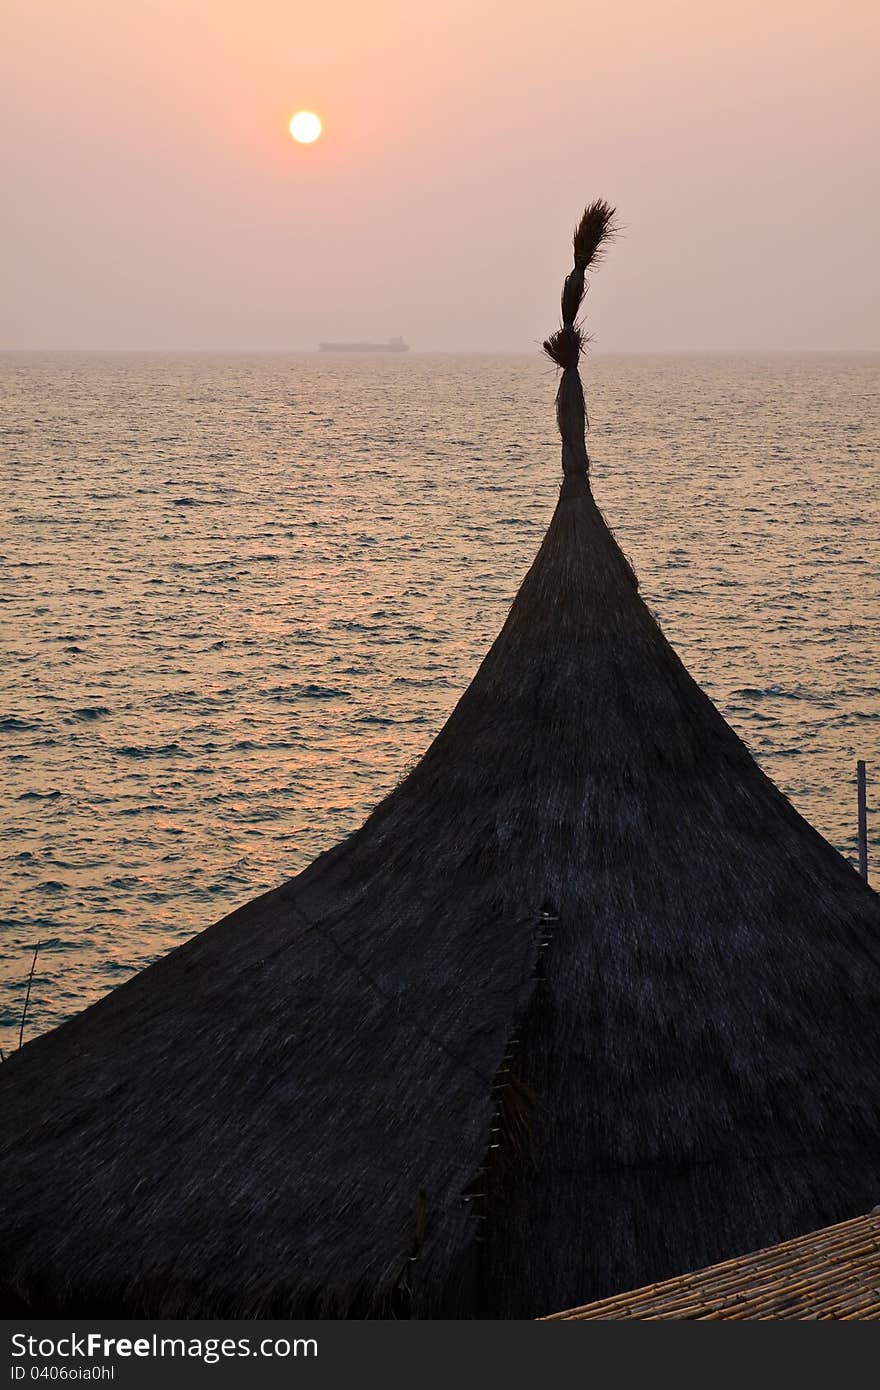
[2,203,879,1319]
[544,1211,880,1320]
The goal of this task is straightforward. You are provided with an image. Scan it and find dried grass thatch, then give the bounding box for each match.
[1,202,878,1319]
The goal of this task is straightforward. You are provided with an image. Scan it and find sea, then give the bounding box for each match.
[1,351,878,1052]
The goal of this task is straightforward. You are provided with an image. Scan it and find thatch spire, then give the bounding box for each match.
[1,203,879,1321]
[543,198,616,475]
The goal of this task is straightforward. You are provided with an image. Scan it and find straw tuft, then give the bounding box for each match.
[572,198,617,272]
[542,324,583,370]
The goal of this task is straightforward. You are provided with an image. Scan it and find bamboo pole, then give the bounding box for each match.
[18,941,40,1051]
[857,760,868,881]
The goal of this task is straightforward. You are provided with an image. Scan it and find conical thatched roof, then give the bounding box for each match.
[2,204,879,1319]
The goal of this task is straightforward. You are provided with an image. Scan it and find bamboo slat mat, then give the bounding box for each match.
[543,1212,880,1320]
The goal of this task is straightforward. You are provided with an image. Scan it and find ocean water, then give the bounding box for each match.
[1,351,878,1052]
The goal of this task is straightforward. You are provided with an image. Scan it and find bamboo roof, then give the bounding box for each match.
[544,1213,880,1320]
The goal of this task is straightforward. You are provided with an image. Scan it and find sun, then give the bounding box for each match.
[289,111,322,144]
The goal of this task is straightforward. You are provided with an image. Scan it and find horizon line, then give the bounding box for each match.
[2,345,879,357]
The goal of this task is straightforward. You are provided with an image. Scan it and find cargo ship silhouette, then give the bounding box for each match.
[318,335,409,353]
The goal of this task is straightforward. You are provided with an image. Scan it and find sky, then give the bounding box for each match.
[2,0,879,351]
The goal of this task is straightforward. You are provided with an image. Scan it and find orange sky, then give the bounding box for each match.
[2,0,878,349]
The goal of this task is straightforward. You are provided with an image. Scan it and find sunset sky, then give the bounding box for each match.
[2,0,878,350]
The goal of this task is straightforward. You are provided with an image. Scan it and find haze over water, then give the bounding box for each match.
[4,1,878,354]
[1,350,878,1050]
